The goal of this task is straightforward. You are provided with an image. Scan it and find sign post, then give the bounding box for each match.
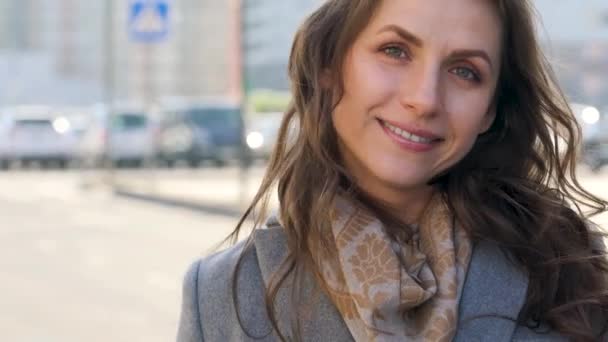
[127,0,171,173]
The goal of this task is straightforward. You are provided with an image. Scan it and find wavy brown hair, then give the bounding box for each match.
[227,0,608,341]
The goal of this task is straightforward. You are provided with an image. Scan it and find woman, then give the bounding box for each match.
[178,0,608,341]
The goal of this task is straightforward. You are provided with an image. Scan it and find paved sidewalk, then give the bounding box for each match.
[111,166,273,217]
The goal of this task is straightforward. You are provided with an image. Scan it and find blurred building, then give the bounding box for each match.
[0,0,28,49]
[534,0,608,106]
[243,0,322,91]
[0,0,56,51]
[111,0,237,103]
[0,0,238,106]
[535,0,608,42]
[50,1,105,80]
[0,0,102,105]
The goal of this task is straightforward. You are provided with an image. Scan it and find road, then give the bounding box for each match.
[0,170,241,342]
[0,167,606,342]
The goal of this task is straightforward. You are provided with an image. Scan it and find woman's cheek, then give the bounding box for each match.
[355,56,401,95]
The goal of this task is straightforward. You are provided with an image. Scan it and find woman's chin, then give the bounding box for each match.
[372,170,435,195]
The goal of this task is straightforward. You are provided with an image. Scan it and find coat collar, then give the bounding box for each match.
[452,241,529,341]
[253,225,353,341]
[253,219,529,341]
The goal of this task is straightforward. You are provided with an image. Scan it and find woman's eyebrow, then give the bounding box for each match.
[448,49,493,69]
[377,24,495,69]
[378,24,493,68]
[377,24,423,48]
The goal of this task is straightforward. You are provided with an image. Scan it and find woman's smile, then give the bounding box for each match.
[377,118,443,152]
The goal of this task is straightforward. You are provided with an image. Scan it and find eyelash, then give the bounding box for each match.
[451,66,482,83]
[380,44,482,83]
[381,44,410,60]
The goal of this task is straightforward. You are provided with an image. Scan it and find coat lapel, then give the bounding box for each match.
[453,241,529,342]
[254,226,354,341]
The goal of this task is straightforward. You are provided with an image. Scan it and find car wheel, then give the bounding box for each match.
[212,158,227,168]
[187,158,201,168]
[57,159,68,169]
[40,160,52,169]
[132,159,144,168]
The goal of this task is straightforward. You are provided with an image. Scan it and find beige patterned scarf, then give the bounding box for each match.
[311,194,472,342]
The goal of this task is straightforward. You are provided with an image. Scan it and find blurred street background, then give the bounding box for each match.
[0,0,607,341]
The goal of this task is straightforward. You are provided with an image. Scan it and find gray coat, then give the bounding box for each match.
[177,226,570,341]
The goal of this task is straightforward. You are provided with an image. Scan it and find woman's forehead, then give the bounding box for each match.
[363,0,502,61]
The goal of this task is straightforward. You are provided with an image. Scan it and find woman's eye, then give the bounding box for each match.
[451,67,480,82]
[382,46,408,59]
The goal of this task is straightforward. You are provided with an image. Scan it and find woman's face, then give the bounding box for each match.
[332,0,502,208]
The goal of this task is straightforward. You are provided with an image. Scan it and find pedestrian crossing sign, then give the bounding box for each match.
[128,0,170,43]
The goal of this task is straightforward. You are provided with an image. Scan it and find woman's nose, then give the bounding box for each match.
[398,64,441,117]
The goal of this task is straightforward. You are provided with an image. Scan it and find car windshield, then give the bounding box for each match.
[185,108,240,128]
[14,119,55,132]
[112,113,147,130]
[16,119,53,127]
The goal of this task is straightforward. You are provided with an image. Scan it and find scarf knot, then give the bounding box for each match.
[311,194,472,342]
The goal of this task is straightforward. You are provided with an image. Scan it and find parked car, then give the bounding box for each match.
[0,106,78,169]
[155,100,243,167]
[77,106,157,167]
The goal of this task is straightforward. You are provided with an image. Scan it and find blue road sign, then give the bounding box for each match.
[128,0,170,43]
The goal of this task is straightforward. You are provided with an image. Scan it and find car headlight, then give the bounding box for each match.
[246,131,264,149]
[53,117,71,134]
[582,106,600,125]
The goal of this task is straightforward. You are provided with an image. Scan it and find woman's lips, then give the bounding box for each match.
[378,118,443,141]
[377,118,443,152]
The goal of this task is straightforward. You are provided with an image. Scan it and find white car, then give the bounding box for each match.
[78,106,157,167]
[0,106,78,168]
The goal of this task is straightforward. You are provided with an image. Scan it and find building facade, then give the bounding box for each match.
[535,0,608,106]
[243,0,322,91]
[111,0,236,104]
[0,0,237,106]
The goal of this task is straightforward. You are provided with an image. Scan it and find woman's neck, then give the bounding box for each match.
[356,182,436,225]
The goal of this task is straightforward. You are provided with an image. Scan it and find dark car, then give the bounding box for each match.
[156,102,243,167]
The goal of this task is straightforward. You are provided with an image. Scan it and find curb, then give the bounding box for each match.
[114,188,246,218]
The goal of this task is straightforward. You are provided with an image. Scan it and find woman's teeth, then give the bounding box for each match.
[382,121,434,144]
